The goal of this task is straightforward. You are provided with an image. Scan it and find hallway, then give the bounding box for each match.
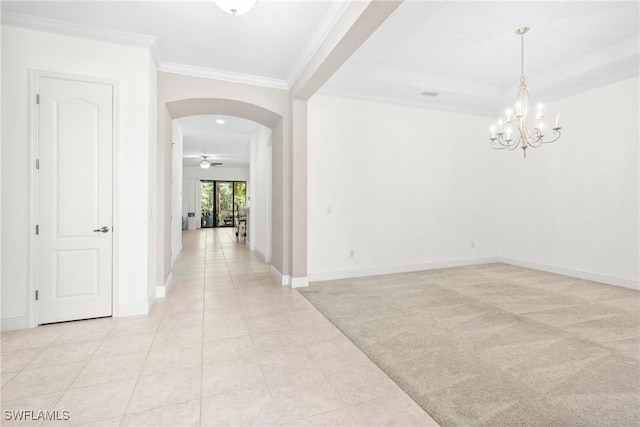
[1,228,437,426]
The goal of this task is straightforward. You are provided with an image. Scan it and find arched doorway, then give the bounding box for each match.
[162,97,288,286]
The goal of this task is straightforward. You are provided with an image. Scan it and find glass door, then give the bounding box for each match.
[233,182,247,226]
[200,181,214,228]
[202,180,247,228]
[215,181,234,227]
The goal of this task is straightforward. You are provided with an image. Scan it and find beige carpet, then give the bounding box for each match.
[299,263,640,426]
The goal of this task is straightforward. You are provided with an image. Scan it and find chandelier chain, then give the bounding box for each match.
[520,31,525,84]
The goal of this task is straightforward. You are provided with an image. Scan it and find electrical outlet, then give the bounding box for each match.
[350,249,355,258]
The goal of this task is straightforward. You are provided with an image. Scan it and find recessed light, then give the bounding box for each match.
[216,119,225,124]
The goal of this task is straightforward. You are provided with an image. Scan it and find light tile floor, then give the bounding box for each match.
[1,228,438,426]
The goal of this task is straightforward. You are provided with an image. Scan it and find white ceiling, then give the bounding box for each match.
[1,0,346,87]
[178,115,259,168]
[3,0,637,158]
[321,1,640,116]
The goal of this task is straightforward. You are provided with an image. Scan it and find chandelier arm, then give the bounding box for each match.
[507,133,522,151]
[527,128,561,148]
[490,137,508,149]
[498,137,512,148]
[498,137,510,148]
[491,135,513,150]
[529,126,562,145]
[523,126,542,148]
[491,142,510,150]
[539,129,562,144]
[490,132,526,151]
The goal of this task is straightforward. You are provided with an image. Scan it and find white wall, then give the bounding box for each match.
[494,76,639,288]
[147,56,158,309]
[171,121,183,267]
[308,78,639,289]
[308,95,499,280]
[1,25,155,329]
[182,166,250,229]
[249,126,273,261]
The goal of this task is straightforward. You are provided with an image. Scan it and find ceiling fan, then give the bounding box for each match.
[199,156,223,169]
[183,155,223,168]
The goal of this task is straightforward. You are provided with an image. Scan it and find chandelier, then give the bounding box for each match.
[489,27,562,157]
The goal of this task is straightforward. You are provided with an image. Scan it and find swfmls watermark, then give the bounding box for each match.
[4,410,70,422]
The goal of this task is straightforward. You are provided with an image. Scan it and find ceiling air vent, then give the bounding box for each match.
[420,90,440,97]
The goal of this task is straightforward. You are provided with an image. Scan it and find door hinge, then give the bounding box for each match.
[36,94,40,105]
[35,290,39,301]
[36,159,40,169]
[36,224,39,235]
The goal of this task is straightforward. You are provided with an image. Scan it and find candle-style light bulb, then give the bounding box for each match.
[555,114,560,128]
[490,125,496,138]
[506,108,512,123]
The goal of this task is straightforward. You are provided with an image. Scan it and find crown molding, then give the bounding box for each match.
[149,40,163,69]
[285,0,351,87]
[2,11,160,66]
[158,62,288,90]
[316,86,498,118]
[0,10,312,90]
[2,11,162,67]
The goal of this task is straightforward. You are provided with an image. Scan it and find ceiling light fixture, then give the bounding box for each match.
[213,0,257,15]
[200,156,211,169]
[216,119,225,124]
[489,27,562,158]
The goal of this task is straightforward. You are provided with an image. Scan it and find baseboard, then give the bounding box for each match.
[309,257,500,282]
[497,257,640,290]
[255,248,270,263]
[291,277,309,288]
[156,272,173,298]
[114,301,150,317]
[1,316,29,331]
[171,246,182,269]
[307,255,639,291]
[270,265,290,286]
[156,286,165,299]
[147,292,156,313]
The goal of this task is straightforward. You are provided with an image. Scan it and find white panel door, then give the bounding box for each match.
[37,76,113,324]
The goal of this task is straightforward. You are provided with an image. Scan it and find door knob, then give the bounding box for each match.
[93,226,109,233]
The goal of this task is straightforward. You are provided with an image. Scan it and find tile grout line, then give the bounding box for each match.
[0,331,63,394]
[42,321,117,426]
[119,297,167,424]
[227,229,275,420]
[198,227,210,427]
[217,227,277,424]
[113,231,202,423]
